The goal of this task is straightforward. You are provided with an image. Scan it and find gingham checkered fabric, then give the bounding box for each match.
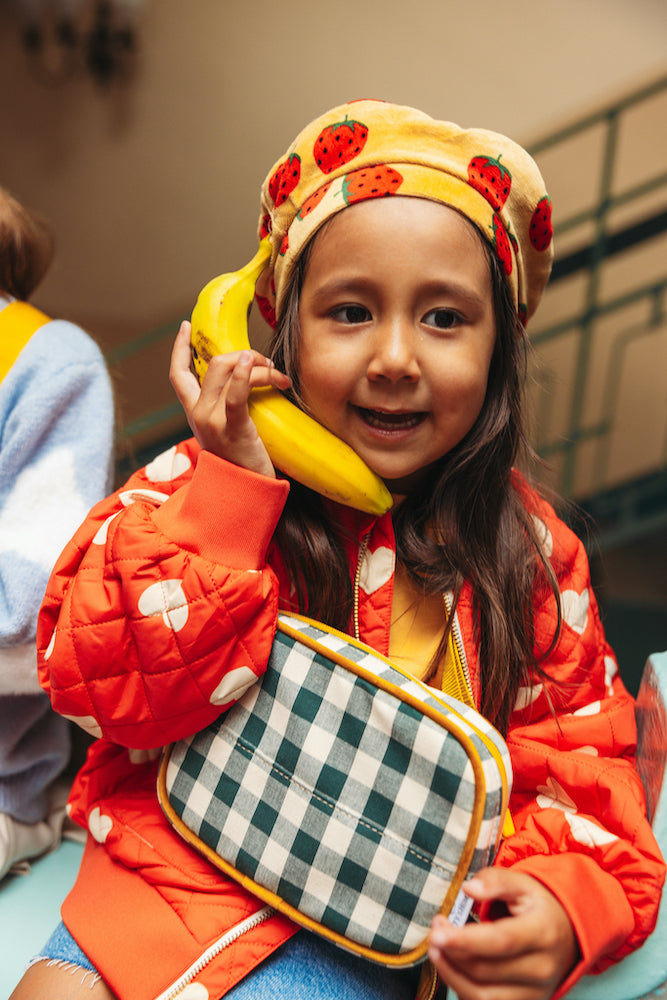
[162,615,511,962]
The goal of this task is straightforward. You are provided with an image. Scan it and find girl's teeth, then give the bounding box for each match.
[363,410,423,429]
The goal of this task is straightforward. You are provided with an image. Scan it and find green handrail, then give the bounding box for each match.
[527,73,667,508]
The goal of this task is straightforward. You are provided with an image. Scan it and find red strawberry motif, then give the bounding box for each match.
[255,292,276,329]
[491,214,513,276]
[341,165,403,205]
[268,153,301,208]
[267,162,284,203]
[468,153,512,211]
[259,213,272,239]
[279,233,289,256]
[529,196,553,251]
[297,182,332,220]
[314,116,368,174]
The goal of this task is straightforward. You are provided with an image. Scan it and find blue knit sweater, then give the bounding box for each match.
[0,296,114,820]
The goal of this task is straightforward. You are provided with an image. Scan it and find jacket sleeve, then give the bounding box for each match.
[37,441,290,749]
[492,498,666,996]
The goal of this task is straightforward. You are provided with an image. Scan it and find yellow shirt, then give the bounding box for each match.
[388,561,474,707]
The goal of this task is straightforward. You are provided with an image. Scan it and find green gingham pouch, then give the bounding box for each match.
[158,613,512,967]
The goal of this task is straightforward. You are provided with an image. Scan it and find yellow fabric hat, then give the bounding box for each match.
[256,99,553,328]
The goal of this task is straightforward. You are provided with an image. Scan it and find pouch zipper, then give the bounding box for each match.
[153,905,275,1000]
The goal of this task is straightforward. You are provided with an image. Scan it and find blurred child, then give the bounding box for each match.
[0,186,114,879]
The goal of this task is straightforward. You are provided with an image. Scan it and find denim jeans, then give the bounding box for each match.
[226,929,422,999]
[38,921,423,999]
[39,920,97,972]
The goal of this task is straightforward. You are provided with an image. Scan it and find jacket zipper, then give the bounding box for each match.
[444,594,514,840]
[353,532,371,640]
[354,538,473,703]
[153,905,275,1000]
[443,591,473,702]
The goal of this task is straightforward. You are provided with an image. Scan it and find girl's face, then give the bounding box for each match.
[297,197,497,493]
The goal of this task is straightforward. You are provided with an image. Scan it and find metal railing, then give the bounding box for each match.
[527,74,667,533]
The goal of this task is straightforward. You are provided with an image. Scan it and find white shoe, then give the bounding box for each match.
[0,811,59,880]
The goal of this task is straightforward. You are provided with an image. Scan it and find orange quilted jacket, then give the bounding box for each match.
[37,440,665,1000]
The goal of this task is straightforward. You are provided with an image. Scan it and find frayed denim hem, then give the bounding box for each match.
[27,920,101,987]
[26,956,102,988]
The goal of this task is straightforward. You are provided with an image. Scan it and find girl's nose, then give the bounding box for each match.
[366,320,420,383]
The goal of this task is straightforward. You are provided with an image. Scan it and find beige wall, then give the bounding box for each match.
[2,0,666,331]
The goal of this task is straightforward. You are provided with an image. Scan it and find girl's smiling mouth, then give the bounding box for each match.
[352,406,428,432]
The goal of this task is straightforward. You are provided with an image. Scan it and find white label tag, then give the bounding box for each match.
[448,886,474,926]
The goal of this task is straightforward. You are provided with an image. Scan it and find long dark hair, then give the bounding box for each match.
[271,218,561,734]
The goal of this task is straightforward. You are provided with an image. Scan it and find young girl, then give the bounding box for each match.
[12,101,664,1000]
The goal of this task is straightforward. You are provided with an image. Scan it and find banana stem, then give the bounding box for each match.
[241,237,272,282]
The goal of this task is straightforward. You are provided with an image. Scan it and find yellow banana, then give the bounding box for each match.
[190,239,393,516]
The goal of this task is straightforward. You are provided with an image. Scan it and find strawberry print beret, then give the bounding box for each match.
[257,99,554,327]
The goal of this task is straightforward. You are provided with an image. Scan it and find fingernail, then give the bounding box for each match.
[239,350,253,363]
[430,921,451,947]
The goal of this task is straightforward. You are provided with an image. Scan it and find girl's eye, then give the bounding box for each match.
[330,304,371,325]
[422,308,461,330]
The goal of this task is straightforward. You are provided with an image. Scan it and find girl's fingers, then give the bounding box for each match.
[198,350,290,401]
[223,351,255,433]
[259,357,292,390]
[427,950,538,1000]
[170,321,201,408]
[172,321,289,405]
[430,915,524,964]
[169,331,290,476]
[461,866,523,903]
[430,916,543,978]
[428,871,578,999]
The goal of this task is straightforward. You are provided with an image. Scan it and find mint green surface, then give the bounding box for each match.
[0,839,84,997]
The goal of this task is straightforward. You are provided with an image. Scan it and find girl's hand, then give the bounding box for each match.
[170,320,291,477]
[428,867,579,1000]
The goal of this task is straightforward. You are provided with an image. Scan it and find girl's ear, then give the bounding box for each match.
[254,265,278,330]
[255,266,274,302]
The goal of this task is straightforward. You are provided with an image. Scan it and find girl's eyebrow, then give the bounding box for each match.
[309,276,487,310]
[417,279,487,310]
[307,278,371,303]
